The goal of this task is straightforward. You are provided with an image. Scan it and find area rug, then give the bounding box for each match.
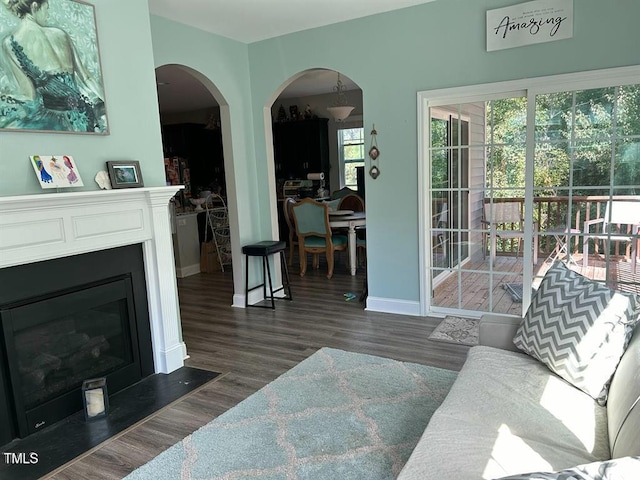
[428,316,479,346]
[125,348,457,480]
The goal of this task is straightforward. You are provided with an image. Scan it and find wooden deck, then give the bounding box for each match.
[433,253,640,314]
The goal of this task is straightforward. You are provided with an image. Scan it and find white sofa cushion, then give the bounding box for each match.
[513,262,639,404]
[397,346,609,480]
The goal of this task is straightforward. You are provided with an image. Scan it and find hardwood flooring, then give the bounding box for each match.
[47,266,470,480]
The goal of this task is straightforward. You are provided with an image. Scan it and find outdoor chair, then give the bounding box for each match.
[483,201,538,267]
[582,200,640,274]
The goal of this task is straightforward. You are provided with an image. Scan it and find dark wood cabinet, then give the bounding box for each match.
[272,118,329,181]
[161,123,224,192]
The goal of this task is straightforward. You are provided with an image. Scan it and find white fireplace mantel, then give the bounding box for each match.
[0,186,186,374]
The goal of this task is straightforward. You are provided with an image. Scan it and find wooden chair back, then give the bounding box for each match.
[338,194,365,212]
[283,197,297,238]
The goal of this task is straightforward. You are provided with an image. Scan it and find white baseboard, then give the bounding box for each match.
[366,296,421,317]
[232,293,245,308]
[176,263,200,278]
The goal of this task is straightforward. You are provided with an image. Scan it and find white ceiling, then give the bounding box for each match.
[151,0,436,114]
[148,0,437,44]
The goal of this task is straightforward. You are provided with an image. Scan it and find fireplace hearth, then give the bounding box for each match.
[0,245,154,445]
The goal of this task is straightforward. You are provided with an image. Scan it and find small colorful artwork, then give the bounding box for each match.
[30,155,84,189]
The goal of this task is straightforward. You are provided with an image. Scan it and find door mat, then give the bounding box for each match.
[428,316,479,346]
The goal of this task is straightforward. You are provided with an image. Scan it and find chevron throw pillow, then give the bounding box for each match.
[513,261,640,405]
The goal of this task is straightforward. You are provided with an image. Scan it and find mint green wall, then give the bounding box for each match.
[3,0,638,309]
[0,0,166,195]
[149,16,261,235]
[149,16,266,300]
[248,0,640,304]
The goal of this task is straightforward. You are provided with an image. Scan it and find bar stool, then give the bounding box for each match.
[242,240,292,309]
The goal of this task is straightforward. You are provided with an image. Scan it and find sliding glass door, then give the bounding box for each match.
[420,67,640,317]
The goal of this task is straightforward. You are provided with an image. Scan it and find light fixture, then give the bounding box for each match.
[326,73,354,122]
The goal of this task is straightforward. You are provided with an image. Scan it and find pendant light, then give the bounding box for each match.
[326,72,354,122]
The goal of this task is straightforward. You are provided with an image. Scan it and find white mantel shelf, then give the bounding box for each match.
[0,186,186,374]
[0,186,181,269]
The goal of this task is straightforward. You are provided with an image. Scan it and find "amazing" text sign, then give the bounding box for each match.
[487,0,573,52]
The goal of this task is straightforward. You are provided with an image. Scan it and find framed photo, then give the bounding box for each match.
[30,155,84,189]
[106,161,144,189]
[0,0,108,134]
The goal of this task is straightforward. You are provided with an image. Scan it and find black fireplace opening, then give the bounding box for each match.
[0,245,154,446]
[1,276,141,437]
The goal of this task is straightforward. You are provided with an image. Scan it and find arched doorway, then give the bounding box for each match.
[155,64,237,301]
[264,68,364,272]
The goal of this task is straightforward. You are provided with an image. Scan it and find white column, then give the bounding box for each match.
[143,189,186,373]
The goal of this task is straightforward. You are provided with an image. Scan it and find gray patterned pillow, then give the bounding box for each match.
[513,262,640,404]
[497,456,640,479]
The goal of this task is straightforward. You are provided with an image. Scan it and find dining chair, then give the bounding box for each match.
[292,198,348,279]
[283,197,299,266]
[337,193,366,247]
[337,193,365,212]
[330,186,357,200]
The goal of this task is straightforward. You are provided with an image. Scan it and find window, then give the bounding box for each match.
[338,127,364,188]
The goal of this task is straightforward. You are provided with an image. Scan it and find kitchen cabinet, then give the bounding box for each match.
[272,118,329,183]
[162,123,224,192]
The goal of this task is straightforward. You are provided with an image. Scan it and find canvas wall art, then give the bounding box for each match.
[0,0,108,134]
[30,155,84,188]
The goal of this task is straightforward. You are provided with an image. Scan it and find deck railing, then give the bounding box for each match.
[485,195,640,259]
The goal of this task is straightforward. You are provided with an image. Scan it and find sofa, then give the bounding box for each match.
[398,262,640,479]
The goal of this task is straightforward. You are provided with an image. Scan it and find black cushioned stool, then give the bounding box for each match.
[242,241,292,309]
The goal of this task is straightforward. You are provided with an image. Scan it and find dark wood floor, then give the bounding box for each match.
[48,266,470,480]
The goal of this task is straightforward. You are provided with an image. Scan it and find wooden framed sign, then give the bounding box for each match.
[487,0,573,52]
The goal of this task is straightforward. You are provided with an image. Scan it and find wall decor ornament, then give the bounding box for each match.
[0,0,109,134]
[30,155,84,189]
[368,124,380,179]
[94,170,112,190]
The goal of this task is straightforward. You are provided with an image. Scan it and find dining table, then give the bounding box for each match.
[329,210,366,275]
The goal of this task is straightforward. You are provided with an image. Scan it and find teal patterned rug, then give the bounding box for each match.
[125,348,457,480]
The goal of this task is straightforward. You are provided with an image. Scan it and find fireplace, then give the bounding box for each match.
[0,187,186,447]
[0,246,154,441]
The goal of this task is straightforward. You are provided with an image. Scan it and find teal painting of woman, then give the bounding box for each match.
[0,0,108,133]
